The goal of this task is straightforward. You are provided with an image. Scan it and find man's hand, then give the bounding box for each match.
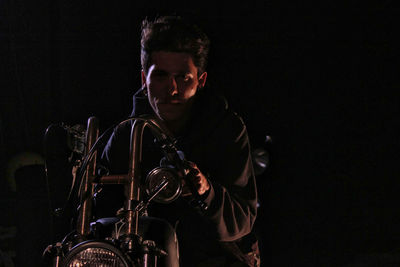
[182,161,210,196]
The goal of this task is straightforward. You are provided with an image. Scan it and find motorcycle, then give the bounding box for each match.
[42,115,209,267]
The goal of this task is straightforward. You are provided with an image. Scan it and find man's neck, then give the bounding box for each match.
[165,114,190,136]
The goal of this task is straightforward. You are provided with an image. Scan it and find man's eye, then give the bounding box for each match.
[178,74,192,82]
[154,73,167,78]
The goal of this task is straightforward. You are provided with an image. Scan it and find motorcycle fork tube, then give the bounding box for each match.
[125,120,147,236]
[143,253,157,267]
[77,117,99,237]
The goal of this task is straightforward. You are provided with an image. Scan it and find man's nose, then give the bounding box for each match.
[168,76,179,96]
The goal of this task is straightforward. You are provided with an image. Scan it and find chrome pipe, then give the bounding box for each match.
[97,174,129,184]
[124,115,175,236]
[77,116,99,237]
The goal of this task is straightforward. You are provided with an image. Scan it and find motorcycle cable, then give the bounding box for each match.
[48,117,134,219]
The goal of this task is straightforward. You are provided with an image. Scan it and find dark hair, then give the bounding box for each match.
[140,16,210,76]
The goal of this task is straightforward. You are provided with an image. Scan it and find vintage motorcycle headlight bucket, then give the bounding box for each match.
[62,240,131,267]
[145,167,182,204]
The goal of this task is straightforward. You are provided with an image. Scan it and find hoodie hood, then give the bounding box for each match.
[130,87,154,117]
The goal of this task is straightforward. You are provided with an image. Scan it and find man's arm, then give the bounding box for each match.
[189,113,258,242]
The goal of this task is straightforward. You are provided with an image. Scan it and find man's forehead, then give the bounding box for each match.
[149,51,197,72]
[149,66,192,75]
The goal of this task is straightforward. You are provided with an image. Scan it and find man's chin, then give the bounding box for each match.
[159,114,182,123]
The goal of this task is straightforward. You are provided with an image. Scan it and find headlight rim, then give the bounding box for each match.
[61,239,131,267]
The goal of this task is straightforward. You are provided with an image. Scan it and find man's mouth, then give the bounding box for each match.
[159,99,185,104]
[158,104,185,114]
[157,100,186,108]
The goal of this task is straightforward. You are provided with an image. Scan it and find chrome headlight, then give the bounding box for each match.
[63,241,131,267]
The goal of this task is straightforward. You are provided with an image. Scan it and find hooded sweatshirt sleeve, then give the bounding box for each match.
[196,111,258,242]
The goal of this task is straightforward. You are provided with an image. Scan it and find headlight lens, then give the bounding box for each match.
[63,241,130,267]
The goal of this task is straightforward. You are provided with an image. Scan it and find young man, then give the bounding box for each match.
[100,16,259,266]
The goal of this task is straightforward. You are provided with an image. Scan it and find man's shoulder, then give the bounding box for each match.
[219,109,248,141]
[113,120,133,136]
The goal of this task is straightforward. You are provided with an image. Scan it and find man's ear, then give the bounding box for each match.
[198,72,207,88]
[141,70,147,88]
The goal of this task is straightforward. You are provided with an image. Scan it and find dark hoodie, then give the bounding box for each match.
[99,87,258,265]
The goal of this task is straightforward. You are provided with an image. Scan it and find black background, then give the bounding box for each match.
[1,0,399,266]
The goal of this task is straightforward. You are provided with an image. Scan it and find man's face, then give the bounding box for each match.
[142,51,207,123]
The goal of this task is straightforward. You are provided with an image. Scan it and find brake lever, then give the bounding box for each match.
[155,136,209,211]
[174,158,209,212]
